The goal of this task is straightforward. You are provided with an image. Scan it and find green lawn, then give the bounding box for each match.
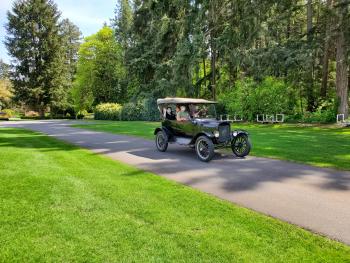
[72,121,350,170]
[1,128,350,262]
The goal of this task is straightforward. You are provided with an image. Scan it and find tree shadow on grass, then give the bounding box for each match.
[0,127,77,152]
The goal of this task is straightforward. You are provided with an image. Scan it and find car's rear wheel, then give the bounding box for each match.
[195,136,214,162]
[155,130,168,152]
[231,134,251,157]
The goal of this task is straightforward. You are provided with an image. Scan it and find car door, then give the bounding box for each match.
[172,119,196,137]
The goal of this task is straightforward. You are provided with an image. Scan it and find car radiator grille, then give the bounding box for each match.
[218,125,230,142]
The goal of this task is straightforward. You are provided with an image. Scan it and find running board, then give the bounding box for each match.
[172,136,192,145]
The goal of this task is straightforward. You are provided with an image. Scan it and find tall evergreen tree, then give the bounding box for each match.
[50,18,81,114]
[0,60,10,79]
[113,0,133,48]
[334,0,349,118]
[5,0,62,117]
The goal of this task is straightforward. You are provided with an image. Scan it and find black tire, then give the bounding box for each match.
[231,134,251,157]
[155,130,168,152]
[195,136,215,162]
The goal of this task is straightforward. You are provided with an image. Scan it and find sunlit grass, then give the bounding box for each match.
[1,127,350,262]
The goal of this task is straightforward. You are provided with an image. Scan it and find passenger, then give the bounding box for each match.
[176,105,190,121]
[175,105,180,116]
[165,106,176,120]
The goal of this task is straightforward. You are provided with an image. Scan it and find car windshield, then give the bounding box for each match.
[190,103,217,119]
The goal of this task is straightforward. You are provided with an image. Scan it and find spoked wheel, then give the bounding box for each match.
[231,134,251,157]
[195,136,215,162]
[155,131,168,152]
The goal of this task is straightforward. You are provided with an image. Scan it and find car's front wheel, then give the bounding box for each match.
[231,134,251,157]
[195,136,215,162]
[155,130,168,152]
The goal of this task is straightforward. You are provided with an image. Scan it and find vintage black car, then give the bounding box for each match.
[154,97,251,162]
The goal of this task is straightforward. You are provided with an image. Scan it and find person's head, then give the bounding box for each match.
[180,105,186,112]
[176,105,180,112]
[166,107,172,114]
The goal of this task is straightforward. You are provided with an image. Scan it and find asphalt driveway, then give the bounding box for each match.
[2,120,350,244]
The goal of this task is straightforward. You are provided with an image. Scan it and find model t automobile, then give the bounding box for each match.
[154,97,251,162]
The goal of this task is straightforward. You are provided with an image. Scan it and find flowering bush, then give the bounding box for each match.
[94,103,122,120]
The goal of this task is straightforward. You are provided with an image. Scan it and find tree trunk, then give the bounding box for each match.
[203,58,206,95]
[211,47,216,101]
[335,27,349,118]
[321,0,333,98]
[306,0,315,111]
[209,0,216,101]
[38,107,45,119]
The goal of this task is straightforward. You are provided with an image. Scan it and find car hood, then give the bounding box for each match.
[194,118,230,128]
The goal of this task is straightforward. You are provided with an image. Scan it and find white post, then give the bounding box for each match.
[276,114,285,123]
[257,114,265,123]
[337,114,344,123]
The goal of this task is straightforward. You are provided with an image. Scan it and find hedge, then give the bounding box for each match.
[94,99,160,121]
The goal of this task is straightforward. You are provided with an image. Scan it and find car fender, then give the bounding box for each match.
[231,130,249,139]
[154,127,172,138]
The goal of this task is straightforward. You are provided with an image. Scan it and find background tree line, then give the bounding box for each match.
[3,0,350,121]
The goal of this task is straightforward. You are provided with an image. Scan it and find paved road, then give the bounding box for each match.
[2,120,350,244]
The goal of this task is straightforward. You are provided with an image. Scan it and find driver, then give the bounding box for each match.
[176,105,190,121]
[191,104,207,118]
[190,104,199,118]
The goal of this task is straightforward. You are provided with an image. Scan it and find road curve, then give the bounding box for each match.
[2,120,350,245]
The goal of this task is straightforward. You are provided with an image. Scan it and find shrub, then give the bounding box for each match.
[94,103,122,120]
[25,111,39,117]
[140,98,160,121]
[77,109,89,119]
[120,102,144,121]
[218,77,297,121]
[301,100,336,123]
[1,109,16,118]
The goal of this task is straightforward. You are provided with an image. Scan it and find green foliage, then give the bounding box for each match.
[95,98,160,121]
[120,97,160,121]
[141,97,160,121]
[95,103,122,120]
[0,60,9,79]
[5,0,80,116]
[1,109,16,118]
[120,102,144,121]
[219,77,297,121]
[72,26,126,112]
[0,78,12,108]
[76,110,88,119]
[113,0,349,121]
[301,100,337,123]
[113,0,133,48]
[50,19,81,113]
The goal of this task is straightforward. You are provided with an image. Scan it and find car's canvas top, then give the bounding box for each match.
[157,97,217,105]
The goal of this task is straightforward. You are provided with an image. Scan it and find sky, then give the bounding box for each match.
[0,0,116,63]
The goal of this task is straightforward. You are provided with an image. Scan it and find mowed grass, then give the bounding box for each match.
[1,128,350,262]
[72,121,350,170]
